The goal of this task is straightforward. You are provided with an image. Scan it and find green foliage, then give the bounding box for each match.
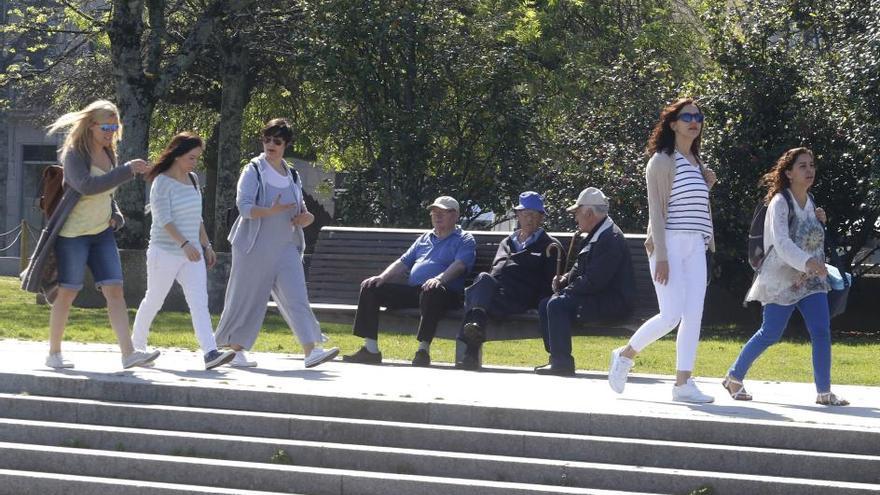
[298,0,541,227]
[692,0,879,292]
[3,0,878,293]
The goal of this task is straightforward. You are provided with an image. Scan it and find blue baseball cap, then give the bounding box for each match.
[513,191,545,214]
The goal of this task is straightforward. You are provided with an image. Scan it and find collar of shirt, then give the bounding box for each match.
[430,225,463,241]
[509,228,543,252]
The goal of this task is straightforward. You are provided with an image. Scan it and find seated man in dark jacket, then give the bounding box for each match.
[456,192,562,370]
[537,187,635,376]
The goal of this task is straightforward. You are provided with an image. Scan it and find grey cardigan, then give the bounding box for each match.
[21,147,134,300]
[228,155,306,255]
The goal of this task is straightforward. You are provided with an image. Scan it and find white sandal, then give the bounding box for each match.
[722,375,753,401]
[816,392,849,406]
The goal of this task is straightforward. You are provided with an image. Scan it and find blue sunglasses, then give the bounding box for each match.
[676,112,704,124]
[98,123,120,132]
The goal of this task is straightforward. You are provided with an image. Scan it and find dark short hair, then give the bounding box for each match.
[261,118,294,144]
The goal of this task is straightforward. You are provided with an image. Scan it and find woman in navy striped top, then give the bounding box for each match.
[608,98,718,403]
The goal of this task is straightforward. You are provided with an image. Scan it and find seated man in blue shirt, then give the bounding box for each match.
[537,187,636,376]
[343,196,477,367]
[456,192,562,371]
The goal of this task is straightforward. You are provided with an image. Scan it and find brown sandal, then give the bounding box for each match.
[722,375,753,401]
[816,392,849,406]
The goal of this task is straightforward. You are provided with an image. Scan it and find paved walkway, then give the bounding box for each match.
[1,339,878,431]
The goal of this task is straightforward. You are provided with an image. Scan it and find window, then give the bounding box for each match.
[22,145,57,163]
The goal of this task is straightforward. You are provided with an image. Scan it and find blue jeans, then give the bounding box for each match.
[55,227,124,290]
[538,293,581,370]
[729,292,832,393]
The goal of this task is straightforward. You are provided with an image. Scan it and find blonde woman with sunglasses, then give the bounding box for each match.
[21,100,160,369]
[213,118,338,369]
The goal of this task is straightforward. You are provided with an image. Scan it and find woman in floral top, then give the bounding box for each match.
[724,147,848,406]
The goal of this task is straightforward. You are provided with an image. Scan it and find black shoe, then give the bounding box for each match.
[535,366,575,377]
[455,351,481,371]
[342,346,383,364]
[412,349,431,367]
[462,321,486,346]
[204,349,236,370]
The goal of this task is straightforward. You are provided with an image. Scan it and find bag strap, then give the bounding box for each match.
[187,172,199,191]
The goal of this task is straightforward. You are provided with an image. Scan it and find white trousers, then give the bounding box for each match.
[628,231,707,371]
[132,247,217,354]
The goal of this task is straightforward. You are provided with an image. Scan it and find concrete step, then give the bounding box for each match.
[1,396,878,486]
[0,469,299,495]
[0,442,660,495]
[2,371,878,456]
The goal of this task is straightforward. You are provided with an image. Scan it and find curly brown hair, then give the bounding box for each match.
[759,147,814,204]
[645,97,703,163]
[147,132,204,181]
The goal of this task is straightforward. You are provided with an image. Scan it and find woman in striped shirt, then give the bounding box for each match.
[608,98,718,403]
[131,132,235,370]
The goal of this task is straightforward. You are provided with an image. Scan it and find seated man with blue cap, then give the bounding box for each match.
[456,191,563,370]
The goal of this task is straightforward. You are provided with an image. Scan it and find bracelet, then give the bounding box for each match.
[202,243,212,250]
[180,240,190,248]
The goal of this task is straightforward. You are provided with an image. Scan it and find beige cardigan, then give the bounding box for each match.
[643,151,716,261]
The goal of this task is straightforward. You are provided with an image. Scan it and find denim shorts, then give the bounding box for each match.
[55,227,124,290]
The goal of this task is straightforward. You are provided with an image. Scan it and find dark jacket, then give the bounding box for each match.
[489,229,563,309]
[561,216,635,321]
[21,147,131,301]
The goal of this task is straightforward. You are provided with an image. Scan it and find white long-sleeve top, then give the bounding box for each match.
[745,189,830,306]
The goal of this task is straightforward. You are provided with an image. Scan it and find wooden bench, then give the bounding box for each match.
[306,226,658,359]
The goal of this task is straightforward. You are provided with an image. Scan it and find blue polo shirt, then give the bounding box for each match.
[400,226,476,291]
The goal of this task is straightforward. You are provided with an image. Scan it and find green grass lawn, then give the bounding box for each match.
[1,276,877,385]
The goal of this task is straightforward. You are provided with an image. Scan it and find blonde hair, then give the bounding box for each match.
[46,100,122,157]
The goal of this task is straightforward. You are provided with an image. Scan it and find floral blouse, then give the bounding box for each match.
[746,190,830,306]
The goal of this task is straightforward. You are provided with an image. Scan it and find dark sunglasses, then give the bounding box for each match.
[97,123,120,132]
[262,136,286,146]
[675,112,704,124]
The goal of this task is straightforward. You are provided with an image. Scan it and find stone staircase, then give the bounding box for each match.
[0,368,878,495]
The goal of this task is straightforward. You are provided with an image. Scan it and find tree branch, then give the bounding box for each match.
[152,0,258,98]
[59,0,104,27]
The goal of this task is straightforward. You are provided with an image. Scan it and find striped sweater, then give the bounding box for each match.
[149,174,203,253]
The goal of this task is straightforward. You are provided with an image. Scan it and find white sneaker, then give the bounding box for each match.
[672,378,715,403]
[122,349,161,369]
[133,348,155,367]
[608,346,633,393]
[231,351,257,368]
[45,353,74,369]
[304,347,339,368]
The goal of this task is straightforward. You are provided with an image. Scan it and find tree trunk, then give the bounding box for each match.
[113,100,154,247]
[213,39,251,251]
[109,0,153,248]
[202,121,221,244]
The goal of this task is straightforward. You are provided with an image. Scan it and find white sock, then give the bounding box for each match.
[364,338,379,353]
[418,341,431,352]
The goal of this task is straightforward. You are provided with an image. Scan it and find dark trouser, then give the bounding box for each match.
[458,272,529,343]
[352,283,461,342]
[538,293,582,370]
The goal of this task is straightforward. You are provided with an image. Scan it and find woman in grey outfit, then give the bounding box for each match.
[214,118,337,368]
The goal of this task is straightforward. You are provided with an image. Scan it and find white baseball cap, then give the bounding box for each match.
[566,187,609,212]
[426,196,460,211]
